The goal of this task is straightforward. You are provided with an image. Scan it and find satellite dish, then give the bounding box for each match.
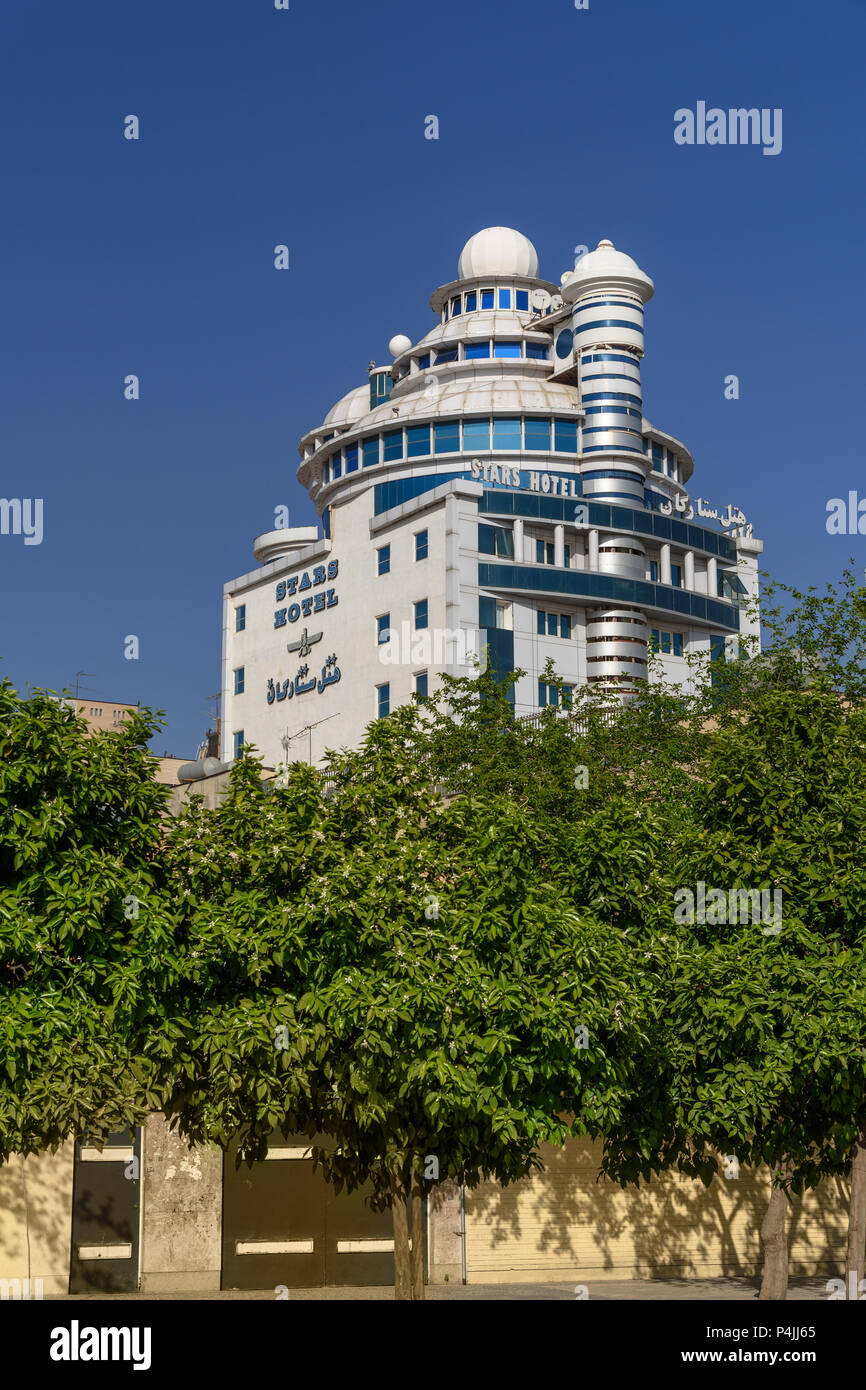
[551,294,563,311]
[531,289,548,312]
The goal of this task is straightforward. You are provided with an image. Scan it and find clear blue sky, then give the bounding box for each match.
[2,0,864,755]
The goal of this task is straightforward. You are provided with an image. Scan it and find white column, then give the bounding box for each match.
[588,529,599,571]
[706,556,717,597]
[554,524,565,567]
[513,517,524,562]
[660,543,672,585]
[684,550,695,590]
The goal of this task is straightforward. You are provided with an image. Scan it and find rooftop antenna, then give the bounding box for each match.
[74,671,96,699]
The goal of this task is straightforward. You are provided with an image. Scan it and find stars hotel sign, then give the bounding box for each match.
[268,558,342,705]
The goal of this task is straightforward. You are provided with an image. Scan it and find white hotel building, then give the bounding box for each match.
[221,228,762,768]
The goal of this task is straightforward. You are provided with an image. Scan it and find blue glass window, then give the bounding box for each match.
[492,417,521,451]
[554,419,578,452]
[536,609,545,635]
[652,443,664,465]
[537,538,553,565]
[414,598,428,630]
[450,296,462,317]
[235,604,246,632]
[479,596,496,628]
[481,289,494,309]
[417,353,430,369]
[332,456,342,480]
[673,633,684,657]
[434,348,458,365]
[671,564,683,588]
[415,529,428,561]
[377,614,391,644]
[561,614,572,639]
[362,437,379,468]
[377,684,390,718]
[494,342,521,358]
[515,290,529,311]
[526,342,550,360]
[407,425,431,457]
[377,545,390,576]
[524,418,550,451]
[649,560,659,582]
[345,444,358,472]
[233,666,245,695]
[464,419,490,451]
[465,292,477,312]
[233,731,245,760]
[547,612,558,636]
[479,524,514,558]
[383,429,403,461]
[498,288,511,309]
[465,342,491,359]
[414,672,428,699]
[434,420,460,453]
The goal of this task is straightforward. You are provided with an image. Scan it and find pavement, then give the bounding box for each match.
[46,1277,834,1300]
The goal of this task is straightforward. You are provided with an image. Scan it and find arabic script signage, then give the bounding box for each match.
[659,495,751,534]
[267,653,342,703]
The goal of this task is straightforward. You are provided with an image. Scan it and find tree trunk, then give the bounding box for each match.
[759,1159,791,1300]
[846,1117,866,1300]
[390,1167,413,1300]
[410,1168,425,1301]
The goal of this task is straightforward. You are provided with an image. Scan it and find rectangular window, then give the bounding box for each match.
[493,341,521,358]
[345,444,358,472]
[536,538,554,565]
[479,524,514,558]
[464,418,490,451]
[538,682,573,708]
[649,560,659,582]
[377,544,390,576]
[407,425,431,457]
[560,613,572,639]
[235,604,246,632]
[660,631,672,654]
[450,296,462,317]
[332,456,342,480]
[377,684,390,719]
[651,629,660,651]
[525,342,549,359]
[536,609,545,635]
[480,596,497,629]
[233,731,245,760]
[233,667,245,695]
[414,671,428,699]
[362,436,380,468]
[671,563,683,588]
[434,347,458,365]
[481,289,494,309]
[434,419,460,453]
[417,353,430,370]
[465,292,477,312]
[652,443,664,466]
[554,418,578,453]
[673,632,684,657]
[383,429,403,461]
[465,342,490,359]
[377,614,391,644]
[547,612,558,636]
[414,599,428,630]
[414,529,428,561]
[498,288,511,309]
[524,417,550,451]
[492,417,521,450]
[515,289,529,312]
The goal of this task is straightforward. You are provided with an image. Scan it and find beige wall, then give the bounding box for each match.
[0,1145,75,1295]
[465,1137,849,1283]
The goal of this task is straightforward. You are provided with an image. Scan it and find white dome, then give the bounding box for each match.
[322,383,369,427]
[561,239,654,304]
[388,334,413,358]
[457,227,539,281]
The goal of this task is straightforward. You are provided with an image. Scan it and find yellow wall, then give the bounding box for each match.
[466,1138,849,1283]
[0,1145,75,1296]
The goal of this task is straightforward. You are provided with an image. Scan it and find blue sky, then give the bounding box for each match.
[2,0,864,755]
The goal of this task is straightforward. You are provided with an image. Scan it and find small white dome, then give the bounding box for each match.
[560,238,654,304]
[322,383,369,427]
[388,334,413,358]
[458,227,539,281]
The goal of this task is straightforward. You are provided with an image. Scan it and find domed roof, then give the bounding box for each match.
[560,239,654,304]
[322,383,370,427]
[457,227,539,281]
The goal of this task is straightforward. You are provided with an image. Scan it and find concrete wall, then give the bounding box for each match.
[0,1144,75,1296]
[140,1113,222,1294]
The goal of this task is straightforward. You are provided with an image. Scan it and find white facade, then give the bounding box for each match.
[222,227,763,768]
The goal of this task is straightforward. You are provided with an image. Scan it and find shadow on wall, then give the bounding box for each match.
[0,1148,75,1284]
[465,1139,849,1280]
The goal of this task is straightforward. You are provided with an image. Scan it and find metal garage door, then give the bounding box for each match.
[69,1127,141,1293]
[221,1132,395,1289]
